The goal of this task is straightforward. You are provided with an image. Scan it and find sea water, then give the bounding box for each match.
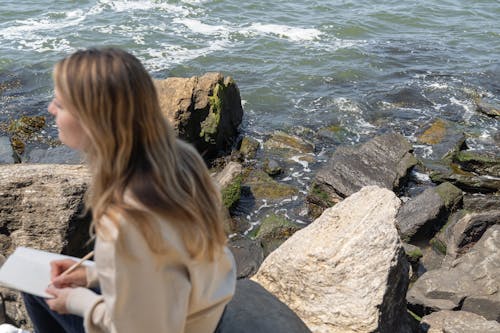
[1,0,499,224]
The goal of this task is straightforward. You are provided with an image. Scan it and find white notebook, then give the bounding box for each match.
[0,247,94,298]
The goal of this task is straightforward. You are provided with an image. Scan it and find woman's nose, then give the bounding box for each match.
[48,100,57,116]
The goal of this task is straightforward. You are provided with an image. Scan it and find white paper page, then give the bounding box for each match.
[0,247,94,298]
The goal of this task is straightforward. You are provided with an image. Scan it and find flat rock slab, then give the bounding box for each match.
[314,132,416,200]
[420,310,500,333]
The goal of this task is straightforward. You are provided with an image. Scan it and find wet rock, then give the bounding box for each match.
[244,169,298,201]
[317,124,352,145]
[262,158,282,176]
[23,146,83,164]
[420,310,500,333]
[155,73,243,160]
[403,243,423,265]
[239,136,260,160]
[476,99,500,118]
[308,132,417,217]
[407,225,500,321]
[453,150,500,177]
[463,193,500,211]
[417,118,466,160]
[427,141,500,193]
[249,213,300,257]
[385,87,434,108]
[0,136,16,164]
[264,130,314,154]
[227,235,264,279]
[430,168,500,193]
[396,182,462,242]
[253,186,412,333]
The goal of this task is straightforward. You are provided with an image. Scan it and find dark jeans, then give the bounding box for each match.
[22,293,86,333]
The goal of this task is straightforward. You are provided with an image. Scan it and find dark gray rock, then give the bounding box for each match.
[23,146,83,164]
[309,132,417,215]
[0,137,16,164]
[440,210,500,266]
[263,158,282,176]
[407,225,500,321]
[463,194,500,212]
[396,182,462,242]
[215,279,311,333]
[227,235,264,279]
[420,310,500,333]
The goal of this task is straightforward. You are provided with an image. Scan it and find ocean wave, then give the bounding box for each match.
[141,39,230,71]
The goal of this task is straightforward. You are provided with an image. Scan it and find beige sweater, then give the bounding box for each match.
[65,216,236,333]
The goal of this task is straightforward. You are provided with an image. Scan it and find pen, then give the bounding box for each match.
[48,251,94,287]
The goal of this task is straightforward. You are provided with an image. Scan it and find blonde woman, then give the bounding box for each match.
[22,48,236,333]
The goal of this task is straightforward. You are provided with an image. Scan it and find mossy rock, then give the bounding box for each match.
[418,119,447,145]
[306,182,341,219]
[0,115,46,155]
[263,158,282,176]
[317,124,353,144]
[434,182,463,211]
[454,150,500,177]
[249,213,301,256]
[403,243,423,263]
[200,82,225,144]
[239,136,260,159]
[244,170,298,200]
[264,130,314,154]
[429,237,447,255]
[221,174,243,209]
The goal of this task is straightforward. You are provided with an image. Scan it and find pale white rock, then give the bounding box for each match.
[252,186,411,333]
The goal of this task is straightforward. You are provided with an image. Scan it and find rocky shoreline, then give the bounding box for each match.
[0,73,499,332]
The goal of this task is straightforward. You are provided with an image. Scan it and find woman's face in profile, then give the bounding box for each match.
[48,89,88,151]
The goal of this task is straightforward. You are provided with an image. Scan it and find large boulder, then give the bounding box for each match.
[155,72,243,160]
[307,132,417,217]
[253,186,412,333]
[0,164,92,328]
[420,310,500,333]
[407,225,500,321]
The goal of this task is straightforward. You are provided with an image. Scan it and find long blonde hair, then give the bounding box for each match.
[54,48,226,259]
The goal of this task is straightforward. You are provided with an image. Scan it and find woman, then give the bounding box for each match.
[22,47,236,333]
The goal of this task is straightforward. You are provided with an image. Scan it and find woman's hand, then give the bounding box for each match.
[45,286,71,314]
[50,259,87,288]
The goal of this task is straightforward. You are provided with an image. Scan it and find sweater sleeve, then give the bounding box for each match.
[69,220,192,333]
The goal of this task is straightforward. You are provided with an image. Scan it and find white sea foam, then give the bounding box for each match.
[173,18,228,36]
[141,39,229,71]
[289,155,311,172]
[427,82,449,90]
[241,23,321,41]
[98,0,191,15]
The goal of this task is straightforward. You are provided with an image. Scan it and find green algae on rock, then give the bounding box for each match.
[200,82,224,143]
[249,213,301,257]
[221,174,243,209]
[244,169,298,200]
